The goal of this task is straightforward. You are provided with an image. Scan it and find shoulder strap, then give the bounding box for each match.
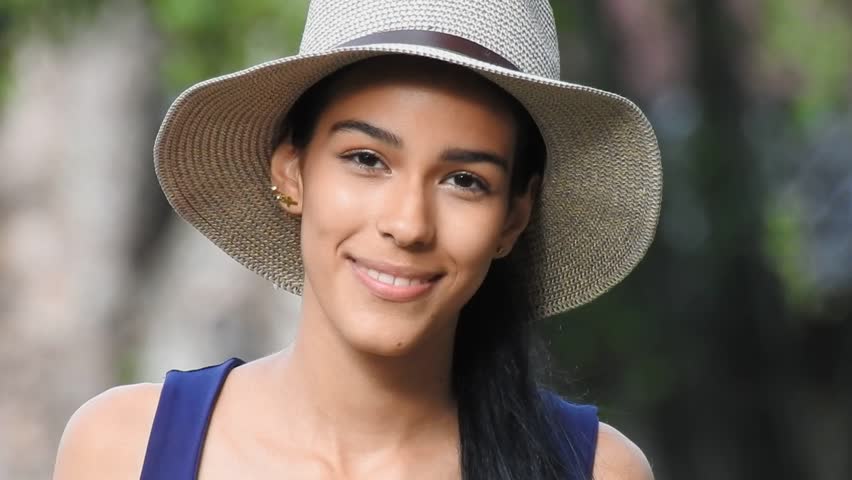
[140,358,245,480]
[542,391,600,479]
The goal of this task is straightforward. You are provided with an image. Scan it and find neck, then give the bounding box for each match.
[268,284,459,463]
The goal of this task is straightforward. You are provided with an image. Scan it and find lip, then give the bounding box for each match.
[348,257,442,302]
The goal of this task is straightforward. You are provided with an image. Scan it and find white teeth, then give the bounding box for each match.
[361,264,426,287]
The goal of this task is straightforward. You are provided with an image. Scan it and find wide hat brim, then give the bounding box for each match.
[155,43,662,320]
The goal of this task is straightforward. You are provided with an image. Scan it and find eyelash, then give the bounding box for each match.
[339,150,492,195]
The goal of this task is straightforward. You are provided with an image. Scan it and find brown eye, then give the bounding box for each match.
[444,172,489,193]
[340,151,387,170]
[453,173,477,188]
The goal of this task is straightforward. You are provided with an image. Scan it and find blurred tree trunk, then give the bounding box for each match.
[0,4,157,478]
[131,219,298,381]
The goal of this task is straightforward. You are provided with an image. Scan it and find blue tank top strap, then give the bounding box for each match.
[140,357,245,480]
[541,390,600,479]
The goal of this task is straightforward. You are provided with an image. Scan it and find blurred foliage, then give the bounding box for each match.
[763,194,818,312]
[0,0,308,99]
[149,0,307,92]
[762,0,852,123]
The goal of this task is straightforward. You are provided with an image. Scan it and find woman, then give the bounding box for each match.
[54,0,661,478]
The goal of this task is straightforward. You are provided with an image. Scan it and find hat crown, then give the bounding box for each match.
[299,0,560,79]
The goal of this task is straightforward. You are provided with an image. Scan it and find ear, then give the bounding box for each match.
[496,175,540,258]
[269,140,304,215]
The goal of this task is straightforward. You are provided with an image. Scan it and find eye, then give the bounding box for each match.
[443,172,490,194]
[340,150,388,171]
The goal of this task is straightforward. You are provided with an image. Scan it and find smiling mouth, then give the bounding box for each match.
[362,267,430,287]
[347,257,442,302]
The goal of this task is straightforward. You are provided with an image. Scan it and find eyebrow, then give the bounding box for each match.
[330,120,403,148]
[440,148,509,172]
[330,119,509,171]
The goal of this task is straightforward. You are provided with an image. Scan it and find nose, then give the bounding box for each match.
[375,180,436,249]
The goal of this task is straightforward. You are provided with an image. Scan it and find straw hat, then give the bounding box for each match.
[154,0,662,320]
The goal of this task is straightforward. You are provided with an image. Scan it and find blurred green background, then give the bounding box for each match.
[1,1,849,479]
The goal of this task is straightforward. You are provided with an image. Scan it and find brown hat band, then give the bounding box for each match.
[338,30,519,71]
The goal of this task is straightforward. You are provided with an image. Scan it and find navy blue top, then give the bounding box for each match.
[140,358,598,479]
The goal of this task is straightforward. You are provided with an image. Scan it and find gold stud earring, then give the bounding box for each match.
[270,185,298,208]
[496,246,505,256]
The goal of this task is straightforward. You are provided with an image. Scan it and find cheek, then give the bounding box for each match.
[300,159,364,239]
[298,159,365,282]
[437,201,504,271]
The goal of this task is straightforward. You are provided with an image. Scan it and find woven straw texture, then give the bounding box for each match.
[154,0,662,320]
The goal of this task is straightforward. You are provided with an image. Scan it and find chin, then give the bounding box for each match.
[335,309,447,358]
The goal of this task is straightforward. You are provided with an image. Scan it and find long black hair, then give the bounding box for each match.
[276,55,587,480]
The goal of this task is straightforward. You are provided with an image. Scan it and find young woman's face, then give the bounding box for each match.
[271,58,535,357]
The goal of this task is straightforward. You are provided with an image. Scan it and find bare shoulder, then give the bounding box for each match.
[593,421,654,480]
[53,382,163,480]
